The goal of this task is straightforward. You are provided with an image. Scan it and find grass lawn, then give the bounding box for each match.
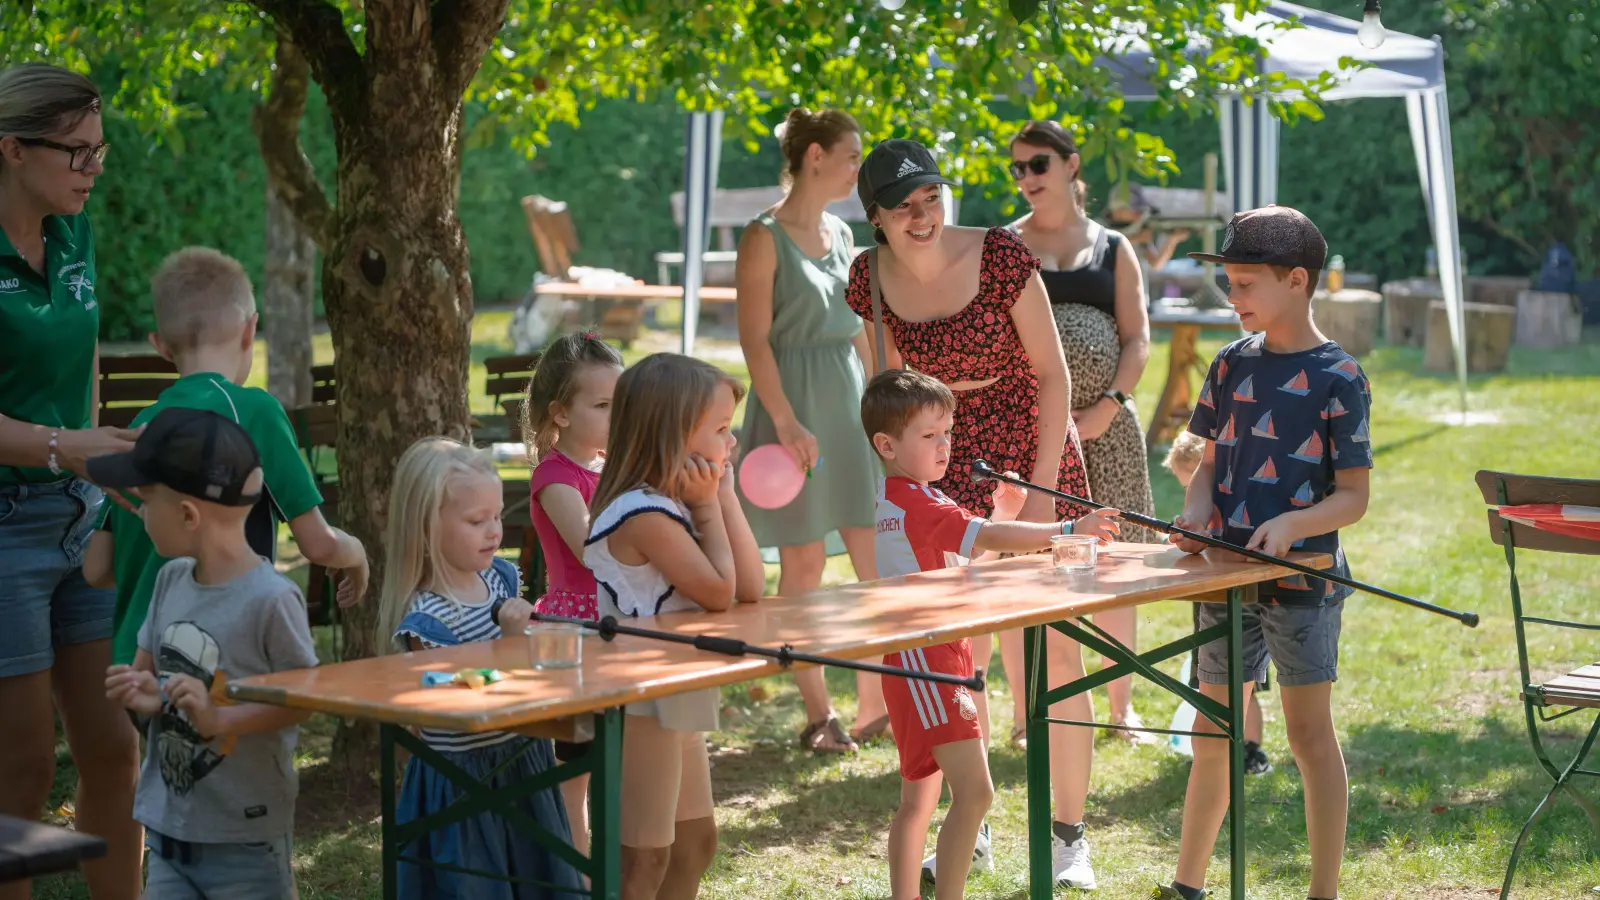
[46,318,1600,899]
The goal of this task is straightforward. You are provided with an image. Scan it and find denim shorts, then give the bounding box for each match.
[1196,598,1344,688]
[143,830,295,900]
[0,478,116,677]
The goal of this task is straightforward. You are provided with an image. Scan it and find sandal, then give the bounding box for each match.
[799,715,858,754]
[1109,711,1160,746]
[850,714,891,744]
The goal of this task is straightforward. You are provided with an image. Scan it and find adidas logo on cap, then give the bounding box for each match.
[896,158,923,178]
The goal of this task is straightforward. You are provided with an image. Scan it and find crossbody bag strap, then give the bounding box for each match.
[867,247,888,374]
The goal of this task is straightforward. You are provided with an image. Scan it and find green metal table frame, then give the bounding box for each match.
[372,586,1258,900]
[379,708,625,899]
[1024,585,1254,900]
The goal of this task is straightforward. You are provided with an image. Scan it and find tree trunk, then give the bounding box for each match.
[319,48,481,780]
[262,183,316,409]
[252,0,515,776]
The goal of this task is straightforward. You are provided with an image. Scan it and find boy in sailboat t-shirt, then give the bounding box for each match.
[1155,206,1373,900]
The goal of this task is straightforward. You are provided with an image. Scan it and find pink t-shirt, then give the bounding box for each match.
[529,450,600,618]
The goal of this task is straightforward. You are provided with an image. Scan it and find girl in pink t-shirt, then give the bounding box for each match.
[521,331,624,858]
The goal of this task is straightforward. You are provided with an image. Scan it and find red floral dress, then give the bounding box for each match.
[846,227,1092,520]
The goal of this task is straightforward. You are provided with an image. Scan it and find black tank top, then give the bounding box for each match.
[1035,225,1121,318]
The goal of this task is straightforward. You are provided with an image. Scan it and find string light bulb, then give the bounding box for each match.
[1358,0,1387,49]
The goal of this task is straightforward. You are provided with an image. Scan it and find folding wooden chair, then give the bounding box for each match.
[521,195,645,344]
[1476,469,1600,897]
[98,354,179,427]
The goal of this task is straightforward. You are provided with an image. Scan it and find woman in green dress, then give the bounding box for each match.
[735,108,883,753]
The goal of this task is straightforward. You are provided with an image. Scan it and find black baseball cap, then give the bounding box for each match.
[1189,205,1328,272]
[87,407,263,506]
[857,139,955,212]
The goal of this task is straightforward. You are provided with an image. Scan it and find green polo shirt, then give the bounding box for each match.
[97,372,325,664]
[0,212,99,484]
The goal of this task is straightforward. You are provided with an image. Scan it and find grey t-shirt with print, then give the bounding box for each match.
[133,558,318,843]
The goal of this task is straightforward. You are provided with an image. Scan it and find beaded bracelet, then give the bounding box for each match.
[47,430,63,476]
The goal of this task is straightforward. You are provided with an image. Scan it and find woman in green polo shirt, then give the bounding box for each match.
[0,64,142,898]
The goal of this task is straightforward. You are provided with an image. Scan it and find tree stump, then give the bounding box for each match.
[1514,290,1583,349]
[1381,278,1442,347]
[1312,289,1381,356]
[1424,300,1516,373]
[1467,275,1531,308]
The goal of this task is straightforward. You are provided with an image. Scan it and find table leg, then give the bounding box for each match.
[1031,604,1249,899]
[589,708,625,900]
[381,724,398,900]
[1024,624,1053,898]
[1227,585,1248,900]
[1146,323,1201,450]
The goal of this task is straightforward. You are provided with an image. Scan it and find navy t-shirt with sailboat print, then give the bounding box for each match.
[1187,333,1374,606]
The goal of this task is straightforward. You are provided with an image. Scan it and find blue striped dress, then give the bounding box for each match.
[392,559,583,899]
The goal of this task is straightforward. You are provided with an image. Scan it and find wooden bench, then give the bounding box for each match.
[98,354,179,428]
[477,353,540,447]
[1475,469,1600,897]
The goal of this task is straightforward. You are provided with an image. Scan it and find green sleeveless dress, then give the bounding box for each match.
[738,212,879,548]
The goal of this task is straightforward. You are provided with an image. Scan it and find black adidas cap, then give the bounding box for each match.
[87,407,263,507]
[1189,205,1328,272]
[857,139,955,212]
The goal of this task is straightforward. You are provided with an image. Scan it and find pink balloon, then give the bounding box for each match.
[739,444,807,510]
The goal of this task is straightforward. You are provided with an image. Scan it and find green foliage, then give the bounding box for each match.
[484,0,1349,190]
[1442,0,1600,275]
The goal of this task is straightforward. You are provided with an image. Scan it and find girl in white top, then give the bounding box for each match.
[583,353,765,898]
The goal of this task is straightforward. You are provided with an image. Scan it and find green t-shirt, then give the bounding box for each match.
[0,212,99,484]
[98,372,325,665]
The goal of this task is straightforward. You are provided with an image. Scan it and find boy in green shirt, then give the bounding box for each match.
[84,247,367,664]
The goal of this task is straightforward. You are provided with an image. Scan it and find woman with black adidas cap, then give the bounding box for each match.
[843,138,1103,890]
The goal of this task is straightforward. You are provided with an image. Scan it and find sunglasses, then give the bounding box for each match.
[1008,154,1054,180]
[17,138,110,173]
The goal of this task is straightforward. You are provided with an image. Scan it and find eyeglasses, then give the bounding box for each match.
[1008,154,1053,181]
[16,138,110,172]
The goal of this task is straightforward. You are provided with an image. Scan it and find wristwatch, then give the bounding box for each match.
[1101,389,1129,407]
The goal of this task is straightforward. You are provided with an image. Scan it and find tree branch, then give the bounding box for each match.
[247,0,364,123]
[432,0,511,100]
[252,38,333,252]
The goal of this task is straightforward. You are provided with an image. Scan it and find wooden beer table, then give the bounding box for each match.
[1146,308,1243,450]
[231,544,1329,899]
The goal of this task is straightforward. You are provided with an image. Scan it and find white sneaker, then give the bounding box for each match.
[1053,834,1097,890]
[920,821,994,887]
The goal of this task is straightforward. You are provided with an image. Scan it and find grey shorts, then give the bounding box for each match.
[142,831,294,900]
[1196,599,1343,688]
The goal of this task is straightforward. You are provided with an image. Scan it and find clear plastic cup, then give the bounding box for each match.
[524,622,583,670]
[1050,534,1099,573]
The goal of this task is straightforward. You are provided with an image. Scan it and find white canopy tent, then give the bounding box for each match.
[676,2,1467,402]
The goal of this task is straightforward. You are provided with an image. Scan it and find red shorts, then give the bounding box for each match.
[882,639,983,781]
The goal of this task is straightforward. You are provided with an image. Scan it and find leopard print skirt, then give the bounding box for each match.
[1053,302,1159,544]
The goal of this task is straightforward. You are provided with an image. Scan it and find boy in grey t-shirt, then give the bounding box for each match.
[97,408,322,898]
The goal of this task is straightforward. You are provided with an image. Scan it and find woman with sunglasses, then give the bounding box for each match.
[0,63,141,900]
[846,139,1104,891]
[1006,121,1159,745]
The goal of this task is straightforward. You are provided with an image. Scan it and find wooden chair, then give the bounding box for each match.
[98,354,179,428]
[291,364,340,624]
[290,364,338,486]
[481,353,541,447]
[1475,469,1600,897]
[521,195,644,344]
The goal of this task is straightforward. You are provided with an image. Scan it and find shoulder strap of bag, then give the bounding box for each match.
[867,247,888,374]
